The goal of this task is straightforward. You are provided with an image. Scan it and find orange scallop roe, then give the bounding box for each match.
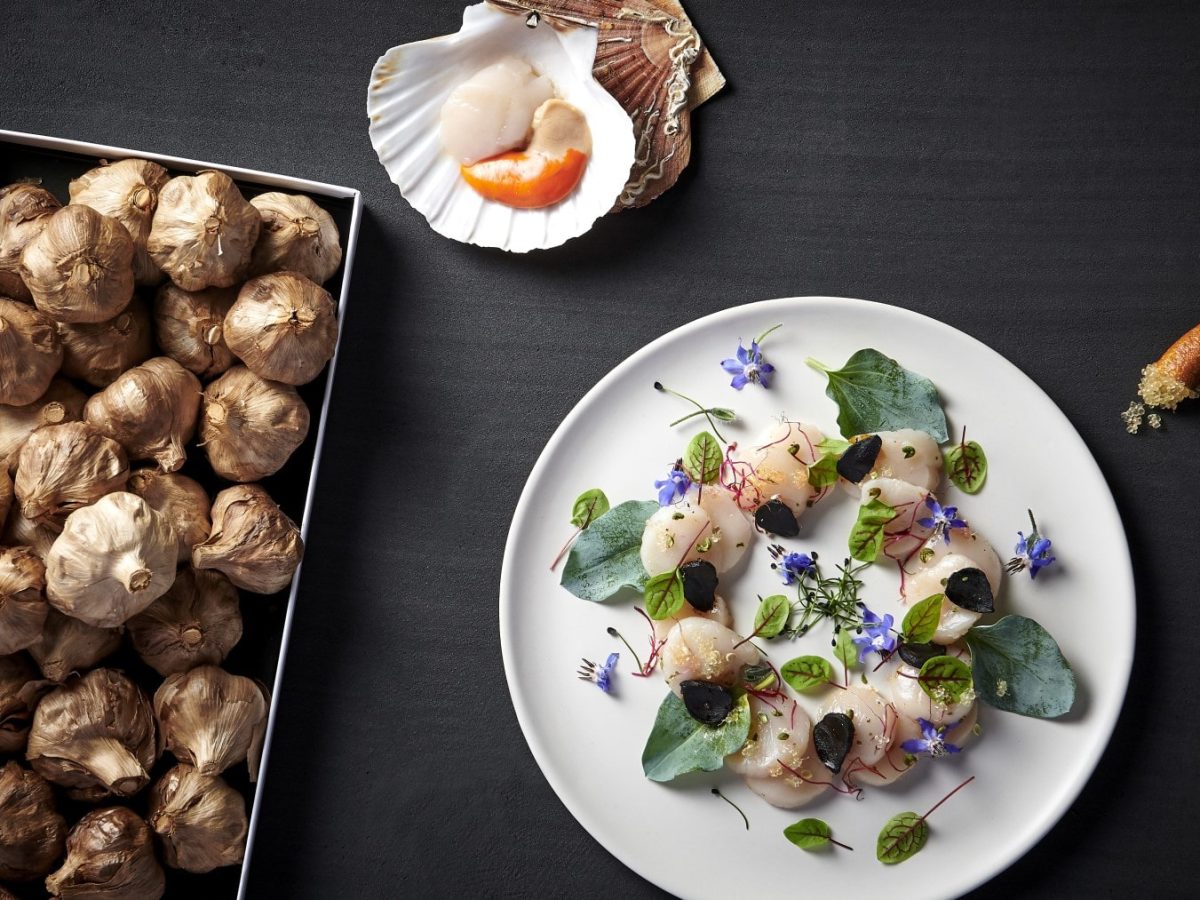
[460,148,588,210]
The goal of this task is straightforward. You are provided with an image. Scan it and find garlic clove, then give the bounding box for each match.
[192,484,303,594]
[127,467,211,563]
[154,665,267,777]
[248,191,342,284]
[27,608,121,683]
[0,652,51,755]
[84,356,200,472]
[3,503,60,560]
[57,294,153,387]
[14,422,130,532]
[0,546,49,656]
[45,806,165,900]
[0,297,63,407]
[20,205,136,324]
[224,271,338,385]
[26,668,158,801]
[0,183,61,303]
[69,159,170,287]
[127,567,241,677]
[147,764,247,872]
[148,171,260,291]
[152,282,237,378]
[0,761,67,882]
[45,492,177,628]
[0,378,89,475]
[200,366,310,482]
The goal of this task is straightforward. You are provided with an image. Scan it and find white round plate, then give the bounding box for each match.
[500,297,1133,899]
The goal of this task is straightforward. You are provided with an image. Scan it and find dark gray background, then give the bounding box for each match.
[5,0,1197,897]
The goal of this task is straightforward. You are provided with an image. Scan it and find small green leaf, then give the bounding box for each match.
[561,500,657,602]
[816,436,851,456]
[848,497,897,562]
[754,594,791,638]
[965,615,1076,717]
[784,817,833,850]
[834,628,859,673]
[876,811,928,864]
[807,453,840,489]
[641,692,751,782]
[902,594,943,644]
[807,349,949,443]
[709,407,737,422]
[945,439,988,494]
[780,655,834,693]
[643,570,685,620]
[682,431,722,485]
[569,489,610,529]
[917,655,973,705]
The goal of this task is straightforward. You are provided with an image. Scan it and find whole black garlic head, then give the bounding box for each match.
[0,378,88,473]
[148,170,260,291]
[127,567,242,677]
[127,468,212,563]
[148,764,248,873]
[45,491,177,628]
[0,297,63,407]
[21,204,135,324]
[26,667,158,801]
[200,366,310,482]
[154,665,268,779]
[249,191,342,284]
[57,295,153,387]
[192,484,303,594]
[0,761,67,882]
[0,546,49,656]
[0,652,50,755]
[27,609,122,683]
[0,182,61,302]
[152,282,237,378]
[45,806,165,900]
[14,421,130,532]
[224,271,339,386]
[69,158,170,286]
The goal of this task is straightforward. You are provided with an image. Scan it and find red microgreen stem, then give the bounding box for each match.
[549,525,583,571]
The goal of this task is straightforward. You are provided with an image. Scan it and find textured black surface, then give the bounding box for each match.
[4,1,1199,897]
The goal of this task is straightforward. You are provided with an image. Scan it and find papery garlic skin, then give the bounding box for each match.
[14,422,130,532]
[57,295,153,387]
[84,356,200,472]
[154,665,267,778]
[3,505,59,560]
[45,806,165,900]
[45,492,177,628]
[0,761,67,882]
[249,191,342,284]
[0,465,10,527]
[0,183,61,303]
[148,764,247,872]
[127,467,211,563]
[0,378,88,474]
[0,297,63,407]
[27,609,121,683]
[148,171,260,291]
[0,546,49,656]
[0,652,49,755]
[224,271,338,385]
[152,282,236,377]
[69,159,170,286]
[192,484,303,594]
[26,668,158,802]
[21,205,135,324]
[128,567,241,677]
[200,366,310,482]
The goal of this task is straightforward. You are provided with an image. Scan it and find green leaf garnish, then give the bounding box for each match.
[807,453,840,489]
[901,594,943,644]
[847,497,897,562]
[683,431,722,485]
[643,569,686,620]
[965,615,1076,717]
[753,594,791,638]
[641,692,751,782]
[780,655,834,693]
[806,349,949,443]
[833,628,859,674]
[569,488,610,529]
[917,655,973,705]
[816,436,851,456]
[876,811,928,864]
[945,430,988,494]
[783,817,851,851]
[560,500,657,602]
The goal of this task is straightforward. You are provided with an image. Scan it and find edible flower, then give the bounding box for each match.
[1006,509,1056,579]
[776,550,816,586]
[917,496,968,544]
[577,653,619,693]
[654,464,691,506]
[901,718,963,758]
[720,340,775,391]
[852,605,896,662]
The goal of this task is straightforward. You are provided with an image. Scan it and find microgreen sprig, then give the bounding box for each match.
[654,382,735,442]
[767,549,871,639]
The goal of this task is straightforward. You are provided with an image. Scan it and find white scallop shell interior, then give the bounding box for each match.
[368,3,636,253]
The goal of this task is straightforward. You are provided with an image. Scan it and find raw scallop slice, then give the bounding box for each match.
[439,57,555,166]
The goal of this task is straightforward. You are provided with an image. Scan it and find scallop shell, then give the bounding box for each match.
[368,2,635,252]
[489,0,725,210]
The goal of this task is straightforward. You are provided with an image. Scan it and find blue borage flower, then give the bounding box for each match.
[577,652,619,693]
[917,496,968,544]
[901,717,963,758]
[653,465,691,506]
[769,546,816,585]
[720,340,775,391]
[852,605,896,662]
[1006,509,1056,579]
